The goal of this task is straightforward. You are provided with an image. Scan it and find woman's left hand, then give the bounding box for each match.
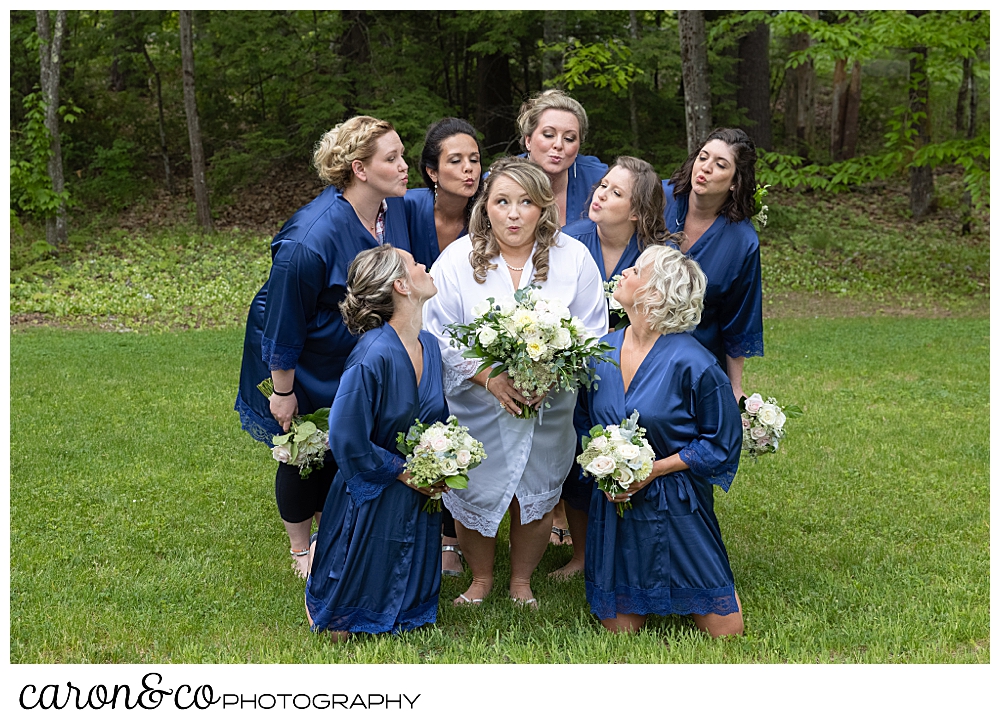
[605,473,654,505]
[405,480,451,497]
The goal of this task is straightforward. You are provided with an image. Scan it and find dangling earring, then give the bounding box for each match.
[434,182,438,203]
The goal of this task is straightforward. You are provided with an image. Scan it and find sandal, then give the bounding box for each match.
[550,526,571,546]
[453,592,483,606]
[442,544,464,577]
[290,546,310,579]
[510,596,539,609]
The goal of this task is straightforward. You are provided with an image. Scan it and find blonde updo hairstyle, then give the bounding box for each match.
[314,115,396,190]
[467,156,561,285]
[631,245,707,335]
[517,89,589,149]
[339,245,409,335]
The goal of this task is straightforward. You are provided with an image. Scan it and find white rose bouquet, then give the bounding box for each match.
[395,416,487,512]
[739,392,802,459]
[604,275,628,331]
[447,285,616,419]
[257,378,330,478]
[576,410,656,517]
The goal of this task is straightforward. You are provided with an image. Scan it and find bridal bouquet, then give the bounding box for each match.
[258,377,330,477]
[447,285,616,419]
[396,416,486,513]
[739,393,802,459]
[604,275,628,330]
[577,410,656,517]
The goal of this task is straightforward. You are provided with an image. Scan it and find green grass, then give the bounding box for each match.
[10,319,989,663]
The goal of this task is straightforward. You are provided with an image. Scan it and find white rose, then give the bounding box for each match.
[757,403,779,426]
[271,445,292,463]
[589,435,609,451]
[750,426,767,440]
[551,327,572,349]
[502,318,518,335]
[774,411,787,430]
[498,298,516,315]
[525,338,547,361]
[478,326,498,346]
[440,457,459,475]
[615,466,635,489]
[471,299,492,317]
[744,393,764,414]
[608,296,623,311]
[618,444,640,461]
[608,426,624,442]
[585,455,616,478]
[455,449,472,467]
[430,435,450,452]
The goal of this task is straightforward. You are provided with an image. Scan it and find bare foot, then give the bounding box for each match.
[548,557,584,579]
[291,549,310,579]
[509,583,537,608]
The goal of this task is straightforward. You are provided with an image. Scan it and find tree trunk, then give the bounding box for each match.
[36,9,68,246]
[338,11,371,117]
[784,10,817,159]
[475,51,513,154]
[955,56,971,135]
[628,10,641,152]
[842,60,861,159]
[678,10,712,154]
[542,10,564,83]
[141,41,173,194]
[908,42,934,221]
[179,10,213,232]
[736,20,772,151]
[958,55,977,233]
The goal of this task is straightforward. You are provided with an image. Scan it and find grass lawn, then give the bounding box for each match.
[9,317,989,664]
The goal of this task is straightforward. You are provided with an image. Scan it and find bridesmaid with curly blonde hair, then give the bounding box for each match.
[235,116,412,578]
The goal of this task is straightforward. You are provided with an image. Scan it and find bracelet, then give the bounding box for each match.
[272,387,295,397]
[485,376,491,394]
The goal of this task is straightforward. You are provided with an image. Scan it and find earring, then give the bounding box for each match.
[434,182,438,203]
[730,185,735,191]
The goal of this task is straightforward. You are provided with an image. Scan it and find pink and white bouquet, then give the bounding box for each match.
[396,416,486,512]
[577,410,656,517]
[739,393,801,459]
[257,378,330,477]
[447,285,615,419]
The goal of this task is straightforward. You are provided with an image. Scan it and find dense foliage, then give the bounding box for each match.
[8,10,990,224]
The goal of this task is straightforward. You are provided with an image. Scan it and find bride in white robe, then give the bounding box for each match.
[424,157,607,607]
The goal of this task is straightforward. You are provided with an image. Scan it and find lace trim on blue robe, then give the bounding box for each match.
[261,335,303,371]
[586,581,738,620]
[723,330,764,359]
[344,447,406,505]
[679,446,738,492]
[234,391,283,445]
[307,593,438,635]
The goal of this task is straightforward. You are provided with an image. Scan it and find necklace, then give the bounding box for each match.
[348,200,378,231]
[499,252,526,271]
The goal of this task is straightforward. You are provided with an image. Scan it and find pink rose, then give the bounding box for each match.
[272,445,292,463]
[744,393,764,414]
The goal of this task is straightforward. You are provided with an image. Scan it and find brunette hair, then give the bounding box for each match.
[418,117,484,224]
[668,127,757,223]
[467,157,560,285]
[313,115,396,190]
[608,156,671,249]
[339,245,408,335]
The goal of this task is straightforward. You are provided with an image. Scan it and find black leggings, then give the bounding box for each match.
[274,452,336,523]
[441,507,457,538]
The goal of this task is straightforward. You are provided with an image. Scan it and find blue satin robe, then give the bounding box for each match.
[576,329,743,620]
[662,181,764,370]
[235,187,410,443]
[306,326,447,634]
[403,187,469,268]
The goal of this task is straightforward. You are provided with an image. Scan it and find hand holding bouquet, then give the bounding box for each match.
[739,393,802,459]
[396,416,487,512]
[447,285,616,419]
[577,410,656,516]
[259,377,330,477]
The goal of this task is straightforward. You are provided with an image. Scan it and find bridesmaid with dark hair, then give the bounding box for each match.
[404,117,484,578]
[662,127,764,401]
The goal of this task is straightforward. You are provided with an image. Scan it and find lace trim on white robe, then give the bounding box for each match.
[442,356,480,396]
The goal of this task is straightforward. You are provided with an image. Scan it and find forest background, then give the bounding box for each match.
[6,6,992,701]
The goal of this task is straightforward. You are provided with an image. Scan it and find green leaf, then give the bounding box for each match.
[444,475,469,490]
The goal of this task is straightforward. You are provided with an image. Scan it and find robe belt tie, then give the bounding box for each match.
[646,475,700,515]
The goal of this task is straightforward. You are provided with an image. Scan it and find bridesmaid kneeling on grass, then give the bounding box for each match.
[306,245,448,640]
[575,245,745,637]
